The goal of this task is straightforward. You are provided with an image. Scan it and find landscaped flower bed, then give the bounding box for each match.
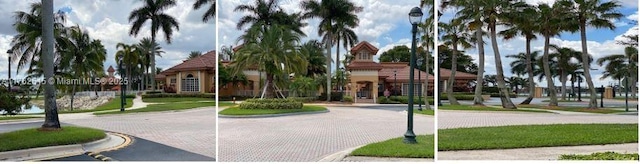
[239,98,303,109]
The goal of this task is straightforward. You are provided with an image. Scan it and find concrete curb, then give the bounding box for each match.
[0,132,129,161]
[318,145,433,162]
[218,110,329,118]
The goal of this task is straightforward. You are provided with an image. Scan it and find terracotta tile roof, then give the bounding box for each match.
[107,66,115,72]
[346,61,383,70]
[155,74,166,80]
[160,50,216,74]
[379,67,434,82]
[350,41,379,54]
[440,68,476,79]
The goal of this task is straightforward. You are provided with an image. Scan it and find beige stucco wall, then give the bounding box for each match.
[349,70,379,101]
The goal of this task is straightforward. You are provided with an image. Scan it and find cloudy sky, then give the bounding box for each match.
[219,0,429,70]
[439,0,639,87]
[0,0,216,80]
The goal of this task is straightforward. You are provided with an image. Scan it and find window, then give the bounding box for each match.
[171,78,176,84]
[181,74,200,92]
[402,83,422,96]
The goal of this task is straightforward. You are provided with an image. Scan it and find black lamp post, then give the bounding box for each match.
[417,58,423,111]
[437,57,444,106]
[578,77,582,102]
[394,70,397,96]
[119,56,125,112]
[6,50,12,92]
[403,6,422,144]
[600,85,604,108]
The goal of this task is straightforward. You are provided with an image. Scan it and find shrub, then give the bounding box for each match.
[141,93,215,99]
[377,96,434,104]
[145,91,162,95]
[378,96,400,104]
[482,87,499,93]
[440,94,475,100]
[163,86,176,93]
[239,98,303,109]
[489,93,517,98]
[319,92,344,101]
[219,96,251,101]
[343,95,353,103]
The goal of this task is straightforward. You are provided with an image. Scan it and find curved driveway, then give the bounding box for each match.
[218,106,434,162]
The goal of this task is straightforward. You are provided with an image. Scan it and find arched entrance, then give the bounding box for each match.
[355,81,374,100]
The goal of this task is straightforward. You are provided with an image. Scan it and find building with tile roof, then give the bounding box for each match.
[154,50,217,94]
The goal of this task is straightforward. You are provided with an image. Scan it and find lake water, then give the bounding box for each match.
[2,104,45,115]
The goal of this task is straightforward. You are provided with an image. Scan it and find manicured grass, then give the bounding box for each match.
[0,126,106,152]
[519,105,624,114]
[142,97,214,103]
[439,124,638,151]
[440,105,553,113]
[351,135,433,158]
[0,116,42,121]
[416,109,434,115]
[218,105,327,115]
[218,102,236,107]
[56,98,134,114]
[560,152,639,160]
[95,101,214,115]
[613,97,638,101]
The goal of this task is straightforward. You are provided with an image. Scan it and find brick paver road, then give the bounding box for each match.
[218,106,434,162]
[62,107,216,158]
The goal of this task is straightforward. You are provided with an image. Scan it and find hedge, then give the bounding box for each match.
[141,93,215,99]
[287,97,317,103]
[319,92,344,101]
[378,96,434,104]
[489,93,517,98]
[239,98,303,109]
[343,95,354,103]
[440,94,475,100]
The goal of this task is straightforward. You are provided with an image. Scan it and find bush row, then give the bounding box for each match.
[318,92,344,101]
[440,94,476,100]
[287,97,318,103]
[141,93,215,99]
[377,96,434,104]
[239,98,303,109]
[489,93,518,98]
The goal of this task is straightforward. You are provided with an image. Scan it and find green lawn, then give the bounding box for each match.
[0,126,106,152]
[0,116,42,121]
[95,101,214,115]
[440,105,553,113]
[56,98,134,114]
[518,105,624,114]
[351,135,433,158]
[142,97,214,103]
[614,97,638,101]
[218,102,236,107]
[560,152,639,160]
[218,105,327,115]
[439,124,638,151]
[416,109,434,115]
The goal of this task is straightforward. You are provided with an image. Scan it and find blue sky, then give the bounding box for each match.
[438,0,639,87]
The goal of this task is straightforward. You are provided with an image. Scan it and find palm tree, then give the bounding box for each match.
[136,37,164,90]
[446,0,487,105]
[420,0,435,109]
[129,0,180,91]
[187,51,203,60]
[507,76,527,95]
[567,0,623,108]
[193,0,215,22]
[506,51,541,77]
[40,0,60,129]
[232,25,306,98]
[439,19,473,105]
[58,26,106,111]
[300,40,326,77]
[301,0,361,101]
[549,45,586,100]
[536,2,573,106]
[598,46,638,97]
[115,43,141,92]
[499,4,539,104]
[234,0,282,31]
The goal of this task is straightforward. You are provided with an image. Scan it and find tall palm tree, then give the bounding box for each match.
[420,0,435,109]
[187,51,203,60]
[536,2,573,106]
[300,40,326,77]
[331,20,358,93]
[116,43,141,92]
[439,19,473,105]
[598,46,638,97]
[445,0,487,105]
[549,45,587,100]
[234,0,282,31]
[506,51,541,77]
[232,25,306,98]
[193,0,215,22]
[301,0,361,101]
[567,0,623,109]
[59,26,106,111]
[499,4,539,104]
[40,0,60,129]
[129,0,180,91]
[136,37,164,90]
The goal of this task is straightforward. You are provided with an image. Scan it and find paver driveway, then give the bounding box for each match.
[218,106,434,162]
[62,107,216,158]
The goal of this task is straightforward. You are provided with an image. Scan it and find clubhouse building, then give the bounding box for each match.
[155,51,217,94]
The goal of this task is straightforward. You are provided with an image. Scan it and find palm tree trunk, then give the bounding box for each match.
[70,85,75,111]
[336,38,341,98]
[490,24,516,109]
[522,37,535,104]
[150,37,157,91]
[543,36,558,106]
[325,33,332,101]
[265,73,274,98]
[448,40,460,105]
[473,21,485,105]
[579,22,598,108]
[41,0,61,129]
[560,71,567,100]
[424,43,431,109]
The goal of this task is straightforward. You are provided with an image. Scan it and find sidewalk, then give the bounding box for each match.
[439,143,638,160]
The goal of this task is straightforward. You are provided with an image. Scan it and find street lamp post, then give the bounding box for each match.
[403,6,422,144]
[119,56,125,112]
[578,78,582,102]
[600,85,604,108]
[417,58,423,111]
[6,50,12,92]
[437,57,444,106]
[394,70,397,96]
